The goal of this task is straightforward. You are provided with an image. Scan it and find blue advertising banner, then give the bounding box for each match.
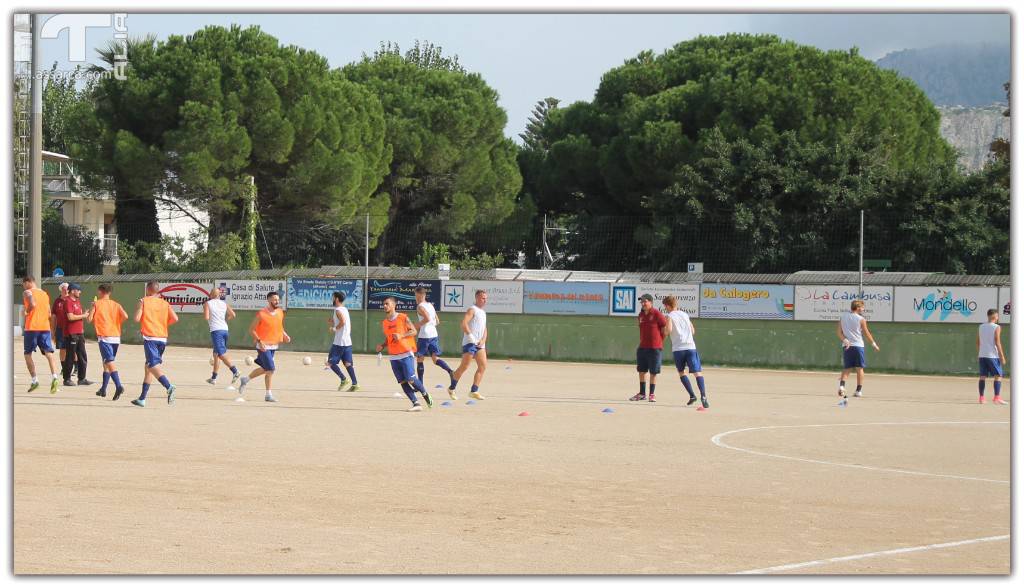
[366,279,440,312]
[287,278,363,310]
[523,281,609,315]
[699,284,794,319]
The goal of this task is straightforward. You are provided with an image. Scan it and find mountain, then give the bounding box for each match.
[876,43,1009,107]
[938,105,1009,171]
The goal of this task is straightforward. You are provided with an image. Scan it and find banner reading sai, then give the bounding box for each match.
[610,284,699,316]
[699,284,794,319]
[794,286,893,322]
[523,281,608,315]
[441,280,523,314]
[287,278,363,310]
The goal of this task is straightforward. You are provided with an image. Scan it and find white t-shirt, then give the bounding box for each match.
[978,322,1000,359]
[667,310,696,351]
[207,298,229,332]
[332,305,352,347]
[462,305,487,346]
[840,312,865,347]
[417,302,439,339]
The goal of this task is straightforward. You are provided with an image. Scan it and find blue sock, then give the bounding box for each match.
[650,384,656,395]
[101,371,110,392]
[210,371,217,380]
[436,359,453,374]
[330,363,346,381]
[416,361,425,383]
[994,381,1002,396]
[979,379,986,396]
[158,375,171,390]
[400,382,418,404]
[140,383,150,400]
[696,376,706,397]
[345,364,357,385]
[471,384,479,393]
[640,382,646,395]
[230,365,239,376]
[111,371,122,389]
[449,376,459,391]
[411,377,428,397]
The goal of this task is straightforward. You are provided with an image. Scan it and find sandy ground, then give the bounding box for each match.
[11,341,1012,575]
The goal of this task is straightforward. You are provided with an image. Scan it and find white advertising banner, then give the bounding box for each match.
[794,286,894,322]
[214,280,288,310]
[154,282,213,314]
[440,280,524,314]
[998,286,1011,324]
[609,283,700,316]
[893,286,998,324]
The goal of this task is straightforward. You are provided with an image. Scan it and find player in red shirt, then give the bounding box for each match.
[630,293,668,402]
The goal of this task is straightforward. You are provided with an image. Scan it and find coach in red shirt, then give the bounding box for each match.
[60,283,91,386]
[630,293,667,402]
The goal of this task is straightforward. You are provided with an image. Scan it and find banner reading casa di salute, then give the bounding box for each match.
[287,278,363,310]
[893,286,998,324]
[699,284,794,319]
[441,280,523,314]
[366,279,440,312]
[794,285,894,322]
[215,280,287,310]
[610,283,699,316]
[154,282,212,313]
[523,281,608,315]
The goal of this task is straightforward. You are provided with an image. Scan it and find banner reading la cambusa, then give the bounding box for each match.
[894,287,998,323]
[287,278,364,310]
[699,284,794,319]
[794,286,894,321]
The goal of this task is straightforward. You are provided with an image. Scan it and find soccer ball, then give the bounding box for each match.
[245,356,254,366]
[302,356,312,366]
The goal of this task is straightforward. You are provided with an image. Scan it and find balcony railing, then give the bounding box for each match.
[103,234,119,264]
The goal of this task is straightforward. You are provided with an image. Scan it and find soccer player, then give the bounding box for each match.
[414,286,455,388]
[375,297,432,411]
[327,291,359,392]
[131,281,179,408]
[630,293,667,402]
[238,292,290,403]
[50,282,69,371]
[448,290,488,401]
[664,295,708,409]
[977,308,1008,405]
[60,283,92,387]
[21,276,61,394]
[204,286,240,386]
[87,283,128,400]
[836,299,880,404]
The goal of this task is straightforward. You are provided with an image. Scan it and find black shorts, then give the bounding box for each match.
[636,348,662,374]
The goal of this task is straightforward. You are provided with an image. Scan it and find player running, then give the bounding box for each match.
[87,283,129,401]
[836,300,880,405]
[664,295,708,409]
[21,276,61,394]
[238,292,290,403]
[204,286,241,386]
[132,281,179,408]
[376,297,432,411]
[414,286,455,389]
[977,308,1008,405]
[448,290,488,401]
[630,293,667,402]
[326,291,359,392]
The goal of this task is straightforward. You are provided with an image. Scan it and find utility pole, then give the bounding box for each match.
[29,14,43,280]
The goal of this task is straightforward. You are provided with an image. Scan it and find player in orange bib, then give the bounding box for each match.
[131,281,179,408]
[21,276,61,394]
[238,291,290,403]
[86,283,129,401]
[375,297,433,411]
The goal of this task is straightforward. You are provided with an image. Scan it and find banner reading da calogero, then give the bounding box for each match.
[699,284,794,319]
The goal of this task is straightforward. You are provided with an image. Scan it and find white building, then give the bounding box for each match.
[43,150,118,271]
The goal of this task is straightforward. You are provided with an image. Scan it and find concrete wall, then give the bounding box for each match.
[20,283,1010,376]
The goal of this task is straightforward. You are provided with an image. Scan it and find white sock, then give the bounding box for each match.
[51,374,59,381]
[265,389,273,396]
[31,376,38,384]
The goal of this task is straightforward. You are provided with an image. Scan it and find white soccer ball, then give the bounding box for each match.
[234,396,246,403]
[302,356,312,366]
[226,385,236,392]
[245,356,254,366]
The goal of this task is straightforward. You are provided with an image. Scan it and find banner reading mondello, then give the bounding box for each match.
[366,279,440,312]
[523,281,609,315]
[699,284,794,319]
[894,287,998,323]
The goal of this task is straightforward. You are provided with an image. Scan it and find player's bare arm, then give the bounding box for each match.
[861,318,879,350]
[995,326,1006,363]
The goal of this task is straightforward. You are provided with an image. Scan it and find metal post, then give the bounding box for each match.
[28,14,43,281]
[858,209,864,298]
[363,213,369,352]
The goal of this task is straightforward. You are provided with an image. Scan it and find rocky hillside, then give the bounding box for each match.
[876,43,1009,107]
[939,106,1009,171]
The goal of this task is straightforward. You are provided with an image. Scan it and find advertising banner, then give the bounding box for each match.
[610,283,699,316]
[893,286,998,324]
[699,284,794,319]
[287,278,364,310]
[366,279,440,312]
[998,287,1011,324]
[523,281,609,315]
[441,280,524,314]
[214,280,287,310]
[794,286,894,322]
[155,282,212,314]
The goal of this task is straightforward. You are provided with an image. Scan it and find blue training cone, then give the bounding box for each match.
[441,401,452,407]
[466,400,477,405]
[602,407,615,413]
[435,384,444,388]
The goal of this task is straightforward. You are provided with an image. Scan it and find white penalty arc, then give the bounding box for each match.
[711,421,1010,484]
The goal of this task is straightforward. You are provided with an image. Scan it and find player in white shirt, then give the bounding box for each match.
[204,286,240,385]
[663,296,708,409]
[836,300,880,404]
[326,291,359,392]
[414,287,456,389]
[977,308,1007,404]
[448,290,488,401]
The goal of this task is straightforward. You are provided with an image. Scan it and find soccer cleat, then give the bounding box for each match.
[838,398,848,407]
[648,393,657,403]
[629,392,646,401]
[49,379,59,394]
[230,372,240,385]
[686,396,697,406]
[448,389,458,401]
[853,390,863,398]
[131,399,145,407]
[993,397,1007,405]
[407,404,423,412]
[27,381,39,393]
[423,392,434,408]
[979,396,986,404]
[469,391,485,400]
[96,389,107,398]
[78,379,94,386]
[700,395,709,409]
[166,385,176,405]
[337,379,348,392]
[347,384,360,392]
[113,387,125,402]
[238,376,249,395]
[206,377,217,385]
[264,394,277,403]
[63,380,76,387]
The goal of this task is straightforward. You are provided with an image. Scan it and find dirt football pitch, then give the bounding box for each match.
[11,342,1011,574]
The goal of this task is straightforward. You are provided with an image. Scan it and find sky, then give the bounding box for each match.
[35,12,1011,142]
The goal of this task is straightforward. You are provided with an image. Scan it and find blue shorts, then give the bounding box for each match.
[390,355,416,383]
[255,349,276,372]
[99,341,119,364]
[328,344,353,366]
[23,331,54,355]
[210,330,229,356]
[54,327,64,349]
[417,337,442,358]
[672,349,702,373]
[462,343,483,357]
[843,346,866,369]
[636,348,662,374]
[979,358,1003,378]
[143,340,166,367]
